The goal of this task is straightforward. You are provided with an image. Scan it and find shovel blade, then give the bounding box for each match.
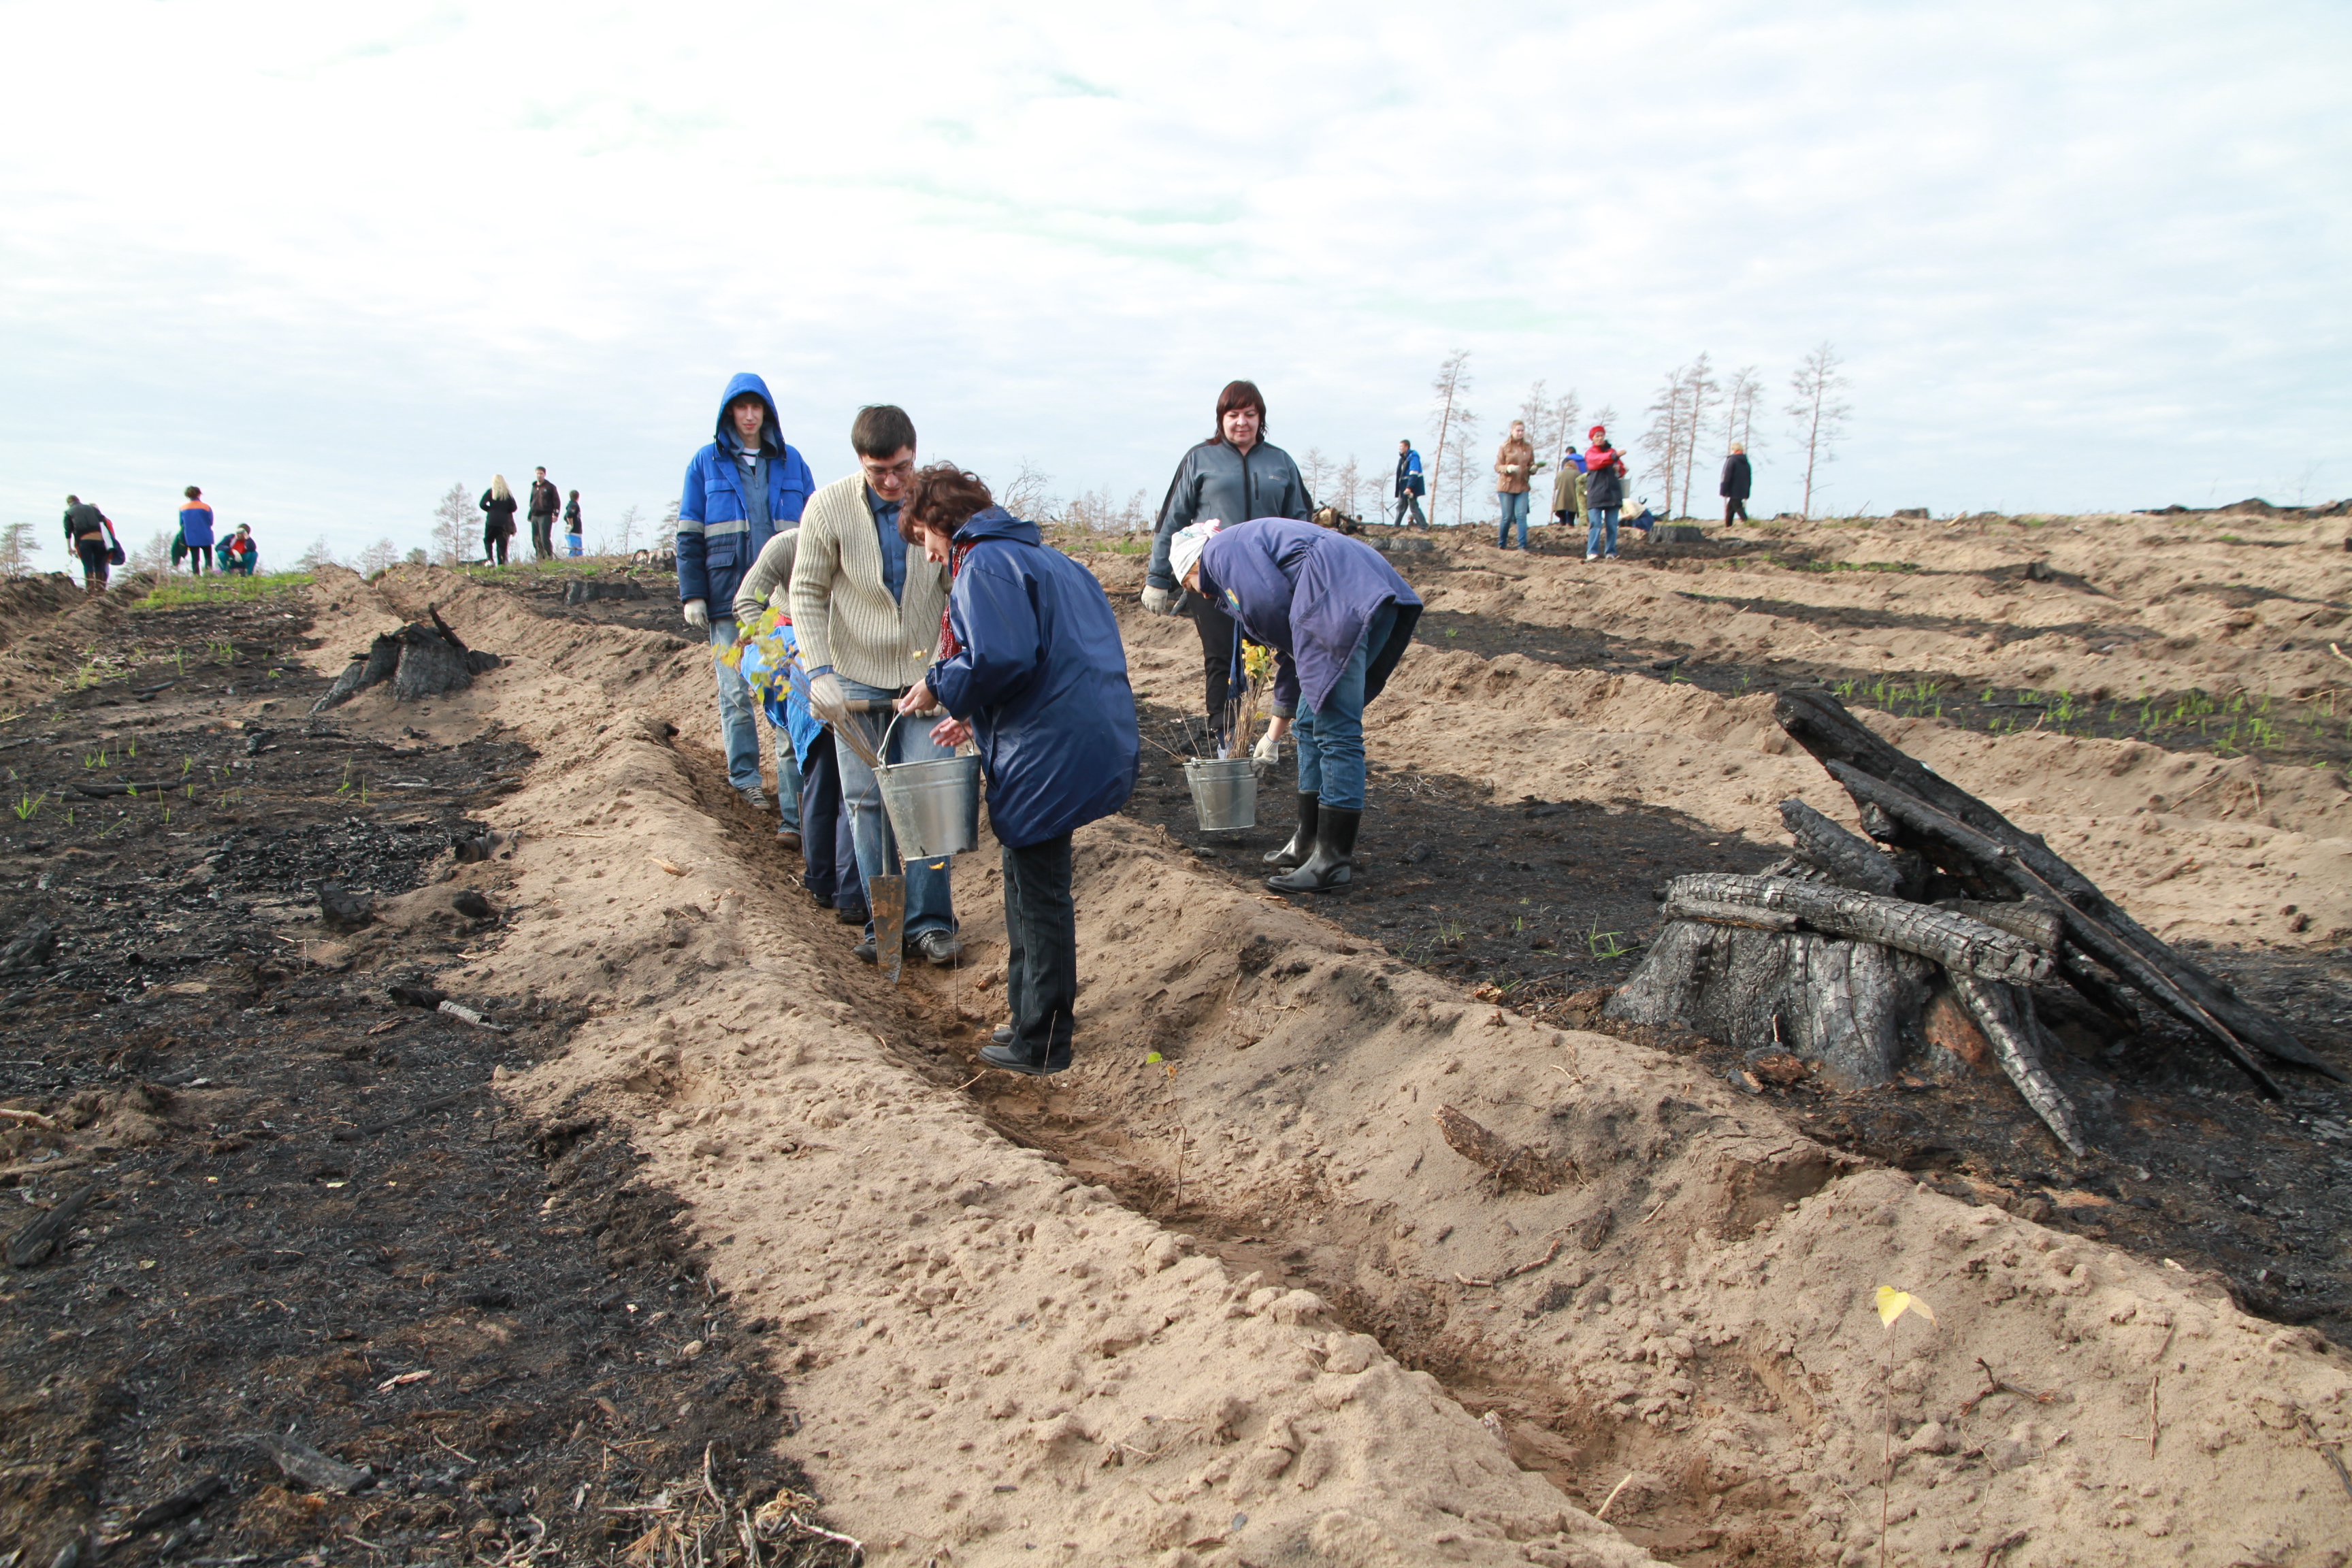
[870,872,906,985]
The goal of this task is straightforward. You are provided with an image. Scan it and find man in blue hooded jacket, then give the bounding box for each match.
[679,374,816,809]
[896,464,1138,1075]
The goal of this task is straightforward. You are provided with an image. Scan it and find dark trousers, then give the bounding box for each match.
[797,732,863,913]
[1193,594,1239,742]
[1002,832,1077,1067]
[484,527,509,565]
[530,514,555,559]
[186,544,212,574]
[1724,498,1748,525]
[76,540,110,587]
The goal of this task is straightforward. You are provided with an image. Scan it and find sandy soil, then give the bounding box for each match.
[78,530,2345,1567]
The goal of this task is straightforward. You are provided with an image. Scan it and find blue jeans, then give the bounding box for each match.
[834,676,957,941]
[1587,508,1620,559]
[777,741,802,834]
[1496,491,1529,549]
[1294,603,1394,813]
[709,618,786,795]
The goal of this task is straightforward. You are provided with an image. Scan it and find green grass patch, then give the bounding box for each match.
[135,571,314,609]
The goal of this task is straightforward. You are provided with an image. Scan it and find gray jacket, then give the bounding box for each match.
[730,527,800,624]
[1145,439,1313,592]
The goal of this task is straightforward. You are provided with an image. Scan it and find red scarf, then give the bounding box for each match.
[938,539,977,658]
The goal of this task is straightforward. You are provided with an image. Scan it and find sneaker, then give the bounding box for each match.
[915,929,964,966]
[1585,553,1598,561]
[738,785,769,812]
[776,828,802,851]
[852,936,877,965]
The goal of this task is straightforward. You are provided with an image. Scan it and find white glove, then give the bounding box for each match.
[807,671,850,726]
[682,598,709,630]
[1139,584,1177,617]
[1250,729,1279,781]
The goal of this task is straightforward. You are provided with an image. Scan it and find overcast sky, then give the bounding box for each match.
[3,1,2346,561]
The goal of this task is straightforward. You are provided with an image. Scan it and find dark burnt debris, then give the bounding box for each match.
[0,581,849,1567]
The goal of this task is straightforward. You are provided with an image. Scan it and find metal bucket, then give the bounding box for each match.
[875,710,982,860]
[1184,757,1258,831]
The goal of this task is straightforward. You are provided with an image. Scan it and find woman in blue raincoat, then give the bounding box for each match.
[896,465,1139,1077]
[1173,517,1422,894]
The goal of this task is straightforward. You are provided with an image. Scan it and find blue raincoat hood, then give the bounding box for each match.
[714,372,784,456]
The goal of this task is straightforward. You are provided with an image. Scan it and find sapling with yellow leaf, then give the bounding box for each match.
[1874,1287,1938,1567]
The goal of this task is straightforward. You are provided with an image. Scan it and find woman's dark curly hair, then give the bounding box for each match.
[899,463,995,542]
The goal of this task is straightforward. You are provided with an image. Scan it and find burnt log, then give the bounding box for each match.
[5,1183,97,1267]
[1778,687,2327,1079]
[1663,873,2055,985]
[1949,975,2086,1156]
[232,1433,372,1493]
[1828,761,2303,1094]
[1778,798,1902,894]
[1944,898,2062,953]
[1604,920,1938,1087]
[312,609,499,715]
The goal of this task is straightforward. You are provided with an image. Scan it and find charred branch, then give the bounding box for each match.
[1663,872,2055,985]
[1778,798,1903,894]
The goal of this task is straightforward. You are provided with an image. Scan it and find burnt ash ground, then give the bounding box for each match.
[0,581,849,1567]
[1400,531,2352,771]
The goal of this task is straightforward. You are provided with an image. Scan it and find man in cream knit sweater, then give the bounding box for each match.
[789,406,960,965]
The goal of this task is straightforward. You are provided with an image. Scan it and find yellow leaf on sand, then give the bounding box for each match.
[1876,1286,1936,1329]
[651,856,684,877]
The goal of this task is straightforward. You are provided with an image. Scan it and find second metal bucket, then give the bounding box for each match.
[874,709,982,860]
[1183,757,1258,831]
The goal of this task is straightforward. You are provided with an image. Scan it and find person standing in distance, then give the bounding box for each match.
[789,406,962,968]
[1494,420,1535,550]
[61,496,116,593]
[1394,439,1427,527]
[1720,444,1752,527]
[678,374,816,813]
[528,468,561,561]
[563,490,583,557]
[178,486,217,574]
[1551,442,1588,536]
[1582,426,1628,561]
[1140,381,1313,746]
[479,476,519,564]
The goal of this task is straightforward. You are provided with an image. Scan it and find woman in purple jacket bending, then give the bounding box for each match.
[1173,517,1422,894]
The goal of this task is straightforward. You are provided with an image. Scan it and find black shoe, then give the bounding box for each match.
[808,887,834,909]
[834,904,868,926]
[979,1040,1073,1076]
[915,929,963,966]
[853,936,877,964]
[991,1026,1013,1045]
[1262,794,1319,868]
[1267,806,1361,894]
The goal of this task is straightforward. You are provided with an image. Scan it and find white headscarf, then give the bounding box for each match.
[1169,519,1222,585]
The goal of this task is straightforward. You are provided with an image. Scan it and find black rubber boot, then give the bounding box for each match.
[1262,793,1319,868]
[1267,806,1360,894]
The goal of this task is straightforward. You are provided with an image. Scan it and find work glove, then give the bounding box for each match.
[1250,728,1280,783]
[807,671,850,727]
[1139,584,1178,617]
[682,598,709,631]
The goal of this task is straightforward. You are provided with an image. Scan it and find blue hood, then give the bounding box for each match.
[952,506,1037,548]
[715,372,783,456]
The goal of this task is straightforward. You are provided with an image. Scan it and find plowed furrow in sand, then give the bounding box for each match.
[310,564,2352,1567]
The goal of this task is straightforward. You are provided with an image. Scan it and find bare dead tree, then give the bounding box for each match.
[0,522,39,576]
[1723,365,1763,455]
[1333,454,1361,521]
[998,461,1056,523]
[1450,408,1483,527]
[430,482,472,566]
[1549,387,1582,466]
[1787,341,1851,520]
[357,538,401,576]
[1300,447,1332,508]
[1641,365,1691,518]
[1429,350,1472,528]
[1678,354,1720,520]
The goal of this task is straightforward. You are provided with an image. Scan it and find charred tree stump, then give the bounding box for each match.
[1778,687,2330,1080]
[312,608,502,715]
[1605,920,1938,1087]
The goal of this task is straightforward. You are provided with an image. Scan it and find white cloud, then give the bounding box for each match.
[1,0,2346,559]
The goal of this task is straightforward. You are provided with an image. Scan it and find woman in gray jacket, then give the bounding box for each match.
[1141,380,1313,742]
